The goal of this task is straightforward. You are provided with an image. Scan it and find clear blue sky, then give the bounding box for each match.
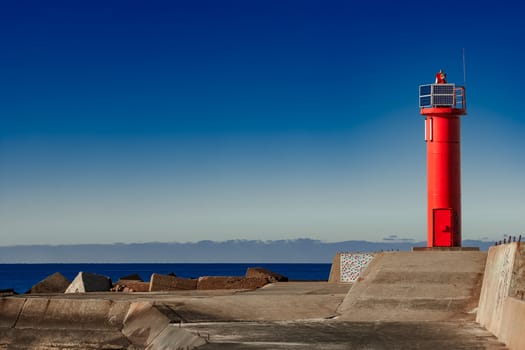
[1,1,524,245]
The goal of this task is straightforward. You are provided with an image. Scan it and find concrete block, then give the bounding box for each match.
[28,272,71,294]
[0,298,26,328]
[246,267,288,282]
[116,280,150,292]
[242,277,270,289]
[196,276,268,290]
[122,302,170,347]
[197,276,244,290]
[149,273,197,291]
[65,272,112,293]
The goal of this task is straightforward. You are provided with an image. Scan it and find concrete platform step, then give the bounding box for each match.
[337,251,487,321]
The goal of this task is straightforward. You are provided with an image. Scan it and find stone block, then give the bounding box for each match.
[116,281,150,292]
[28,272,71,294]
[245,267,288,282]
[197,276,244,290]
[65,272,112,293]
[242,277,271,289]
[149,274,197,292]
[197,276,269,290]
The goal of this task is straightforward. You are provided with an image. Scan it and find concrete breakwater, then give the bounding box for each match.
[1,247,523,349]
[0,283,352,349]
[2,266,289,295]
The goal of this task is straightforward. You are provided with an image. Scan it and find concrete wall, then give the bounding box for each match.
[328,252,375,283]
[477,242,525,350]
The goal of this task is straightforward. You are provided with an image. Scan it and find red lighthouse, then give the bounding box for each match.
[419,73,466,247]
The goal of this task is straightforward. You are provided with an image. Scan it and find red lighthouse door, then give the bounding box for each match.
[433,208,454,247]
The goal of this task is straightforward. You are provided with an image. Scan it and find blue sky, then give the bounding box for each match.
[1,1,524,245]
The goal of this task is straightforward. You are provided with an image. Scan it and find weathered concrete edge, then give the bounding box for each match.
[476,242,524,350]
[498,297,525,350]
[476,243,516,334]
[328,253,341,283]
[15,298,129,330]
[0,297,206,349]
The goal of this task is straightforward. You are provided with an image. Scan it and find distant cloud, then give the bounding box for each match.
[382,235,415,242]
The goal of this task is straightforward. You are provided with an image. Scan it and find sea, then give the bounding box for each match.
[0,263,331,294]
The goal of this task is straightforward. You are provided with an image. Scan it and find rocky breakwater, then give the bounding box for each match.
[0,267,288,349]
[16,266,288,295]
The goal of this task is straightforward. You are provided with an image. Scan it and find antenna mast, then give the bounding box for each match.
[462,48,467,86]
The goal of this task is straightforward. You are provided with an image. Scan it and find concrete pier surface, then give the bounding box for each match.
[2,248,521,349]
[0,281,506,349]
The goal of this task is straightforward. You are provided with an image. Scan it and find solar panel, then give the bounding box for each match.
[433,84,454,95]
[432,95,454,106]
[419,84,456,108]
[420,85,431,95]
[420,96,431,107]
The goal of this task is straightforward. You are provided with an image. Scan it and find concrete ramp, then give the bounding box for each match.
[337,251,486,321]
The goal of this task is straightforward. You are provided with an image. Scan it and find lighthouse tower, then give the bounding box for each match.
[419,72,466,247]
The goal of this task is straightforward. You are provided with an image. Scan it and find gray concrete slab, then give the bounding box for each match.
[184,321,508,350]
[159,282,351,322]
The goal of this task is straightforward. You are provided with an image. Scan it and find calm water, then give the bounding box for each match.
[0,263,331,293]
